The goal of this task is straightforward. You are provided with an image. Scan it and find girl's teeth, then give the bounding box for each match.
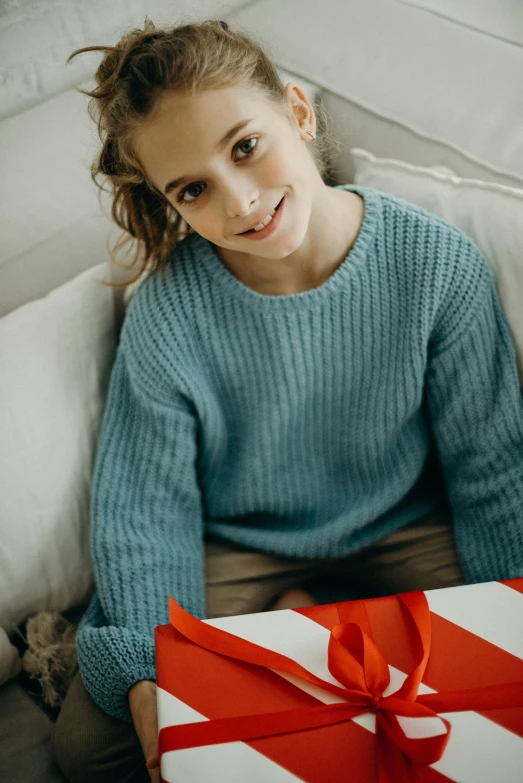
[253,206,277,231]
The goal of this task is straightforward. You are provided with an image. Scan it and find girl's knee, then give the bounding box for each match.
[52,714,92,783]
[269,586,318,611]
[51,671,146,783]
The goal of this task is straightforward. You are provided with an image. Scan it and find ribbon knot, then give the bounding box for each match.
[160,590,523,783]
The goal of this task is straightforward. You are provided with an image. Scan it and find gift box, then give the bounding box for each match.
[154,579,523,782]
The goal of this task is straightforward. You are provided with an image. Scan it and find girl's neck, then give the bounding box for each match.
[213,186,365,297]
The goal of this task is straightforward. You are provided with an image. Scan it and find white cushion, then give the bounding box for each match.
[234,0,523,188]
[0,263,116,632]
[351,147,523,385]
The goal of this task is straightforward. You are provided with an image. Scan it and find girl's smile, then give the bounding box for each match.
[236,194,285,240]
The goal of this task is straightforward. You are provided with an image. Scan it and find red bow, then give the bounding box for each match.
[158,590,523,782]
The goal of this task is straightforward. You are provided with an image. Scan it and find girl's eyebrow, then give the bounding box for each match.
[163,118,253,195]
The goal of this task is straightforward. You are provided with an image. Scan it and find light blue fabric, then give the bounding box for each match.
[76,183,523,722]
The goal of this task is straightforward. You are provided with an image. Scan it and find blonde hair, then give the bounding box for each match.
[67,17,340,289]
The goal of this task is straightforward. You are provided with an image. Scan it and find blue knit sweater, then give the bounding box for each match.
[76,183,523,723]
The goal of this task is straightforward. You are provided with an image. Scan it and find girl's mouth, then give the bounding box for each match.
[239,196,285,240]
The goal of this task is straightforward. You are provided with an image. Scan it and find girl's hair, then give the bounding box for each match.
[67,17,340,290]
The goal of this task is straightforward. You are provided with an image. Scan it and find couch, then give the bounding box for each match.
[1,1,522,780]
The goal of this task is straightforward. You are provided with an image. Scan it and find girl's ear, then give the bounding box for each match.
[283,81,315,139]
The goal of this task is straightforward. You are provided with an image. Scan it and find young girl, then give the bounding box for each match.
[53,18,523,783]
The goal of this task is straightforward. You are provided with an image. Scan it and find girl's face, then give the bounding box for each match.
[132,82,320,262]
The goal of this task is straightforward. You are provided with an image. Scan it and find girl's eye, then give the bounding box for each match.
[176,137,259,205]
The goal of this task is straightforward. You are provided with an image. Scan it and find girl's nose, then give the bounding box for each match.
[222,183,258,217]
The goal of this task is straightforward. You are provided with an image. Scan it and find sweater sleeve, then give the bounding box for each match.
[424,237,523,583]
[75,343,205,723]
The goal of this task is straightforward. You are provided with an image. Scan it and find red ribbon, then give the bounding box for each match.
[158,590,523,782]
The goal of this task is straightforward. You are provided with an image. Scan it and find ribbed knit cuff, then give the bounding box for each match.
[76,618,157,724]
[453,498,523,584]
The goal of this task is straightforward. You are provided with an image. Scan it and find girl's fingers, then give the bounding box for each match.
[148,768,161,783]
[146,754,160,770]
[142,691,159,770]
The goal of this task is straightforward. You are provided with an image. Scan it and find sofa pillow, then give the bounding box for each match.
[0,263,116,632]
[351,147,523,385]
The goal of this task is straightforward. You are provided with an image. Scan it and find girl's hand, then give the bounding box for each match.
[128,679,160,783]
